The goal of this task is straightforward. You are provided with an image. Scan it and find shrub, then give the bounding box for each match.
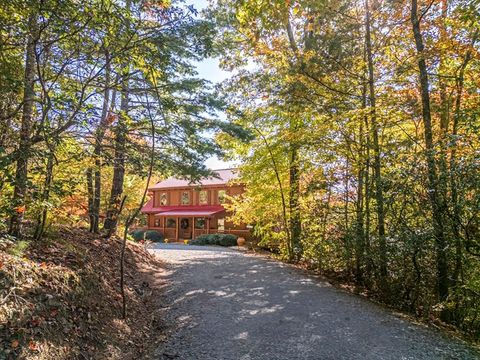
[216,234,238,246]
[190,233,238,247]
[130,229,164,243]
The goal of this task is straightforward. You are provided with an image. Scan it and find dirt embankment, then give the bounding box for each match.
[0,227,166,359]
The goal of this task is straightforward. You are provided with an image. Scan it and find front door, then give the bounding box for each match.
[180,218,192,239]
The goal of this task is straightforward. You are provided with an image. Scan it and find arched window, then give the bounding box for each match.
[199,190,208,205]
[181,191,190,205]
[160,192,168,205]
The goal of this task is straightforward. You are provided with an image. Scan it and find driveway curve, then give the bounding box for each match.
[150,244,478,360]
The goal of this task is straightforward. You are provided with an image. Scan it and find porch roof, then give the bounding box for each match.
[154,208,225,217]
[141,199,225,217]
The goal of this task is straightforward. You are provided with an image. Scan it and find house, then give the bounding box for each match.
[141,168,251,242]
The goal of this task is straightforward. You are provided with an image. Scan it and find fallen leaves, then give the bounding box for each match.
[0,226,166,359]
[15,206,26,214]
[28,340,38,351]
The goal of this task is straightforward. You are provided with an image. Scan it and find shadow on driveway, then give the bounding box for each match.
[148,245,479,360]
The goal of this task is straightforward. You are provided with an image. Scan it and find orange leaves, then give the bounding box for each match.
[15,206,26,214]
[9,339,39,352]
[28,340,38,351]
[106,112,117,125]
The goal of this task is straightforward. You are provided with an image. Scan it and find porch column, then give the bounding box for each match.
[207,218,210,234]
[176,216,179,241]
[192,216,195,239]
[162,217,165,236]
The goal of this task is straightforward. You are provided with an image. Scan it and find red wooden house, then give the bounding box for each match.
[141,169,251,242]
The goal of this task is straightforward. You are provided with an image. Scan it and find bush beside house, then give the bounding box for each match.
[190,234,238,247]
[130,229,164,242]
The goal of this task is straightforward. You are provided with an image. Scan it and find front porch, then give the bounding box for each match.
[148,213,251,242]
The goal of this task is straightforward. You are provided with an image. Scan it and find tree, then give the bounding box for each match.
[410,0,449,303]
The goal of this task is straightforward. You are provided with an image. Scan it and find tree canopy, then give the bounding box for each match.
[211,0,480,336]
[1,0,480,340]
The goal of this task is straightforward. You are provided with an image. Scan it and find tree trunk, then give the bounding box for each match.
[254,126,292,259]
[9,14,37,237]
[104,88,128,233]
[104,0,131,234]
[34,152,55,240]
[344,155,353,273]
[365,0,387,283]
[364,94,372,282]
[411,0,449,302]
[355,73,368,284]
[90,51,112,233]
[87,168,94,232]
[450,36,475,284]
[289,141,302,261]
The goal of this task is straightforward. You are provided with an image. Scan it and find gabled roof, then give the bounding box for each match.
[149,168,238,190]
[154,208,225,217]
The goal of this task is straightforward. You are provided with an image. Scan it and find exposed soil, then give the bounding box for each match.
[0,227,167,359]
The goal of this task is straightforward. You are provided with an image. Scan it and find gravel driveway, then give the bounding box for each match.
[149,244,478,360]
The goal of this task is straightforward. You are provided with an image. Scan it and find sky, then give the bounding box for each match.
[188,0,238,170]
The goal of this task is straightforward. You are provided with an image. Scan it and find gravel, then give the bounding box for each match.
[149,244,479,360]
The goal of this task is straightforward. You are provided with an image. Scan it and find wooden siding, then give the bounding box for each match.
[145,183,251,241]
[149,185,244,207]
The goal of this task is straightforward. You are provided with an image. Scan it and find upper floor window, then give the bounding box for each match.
[199,190,208,205]
[218,190,226,204]
[181,191,190,205]
[160,192,168,206]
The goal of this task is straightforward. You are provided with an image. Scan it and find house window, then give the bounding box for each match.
[154,218,160,227]
[160,192,168,205]
[181,191,190,205]
[180,218,189,229]
[199,190,208,205]
[195,218,205,229]
[166,218,176,228]
[218,218,225,231]
[218,190,226,204]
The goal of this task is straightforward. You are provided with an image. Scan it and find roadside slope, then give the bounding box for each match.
[0,227,166,359]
